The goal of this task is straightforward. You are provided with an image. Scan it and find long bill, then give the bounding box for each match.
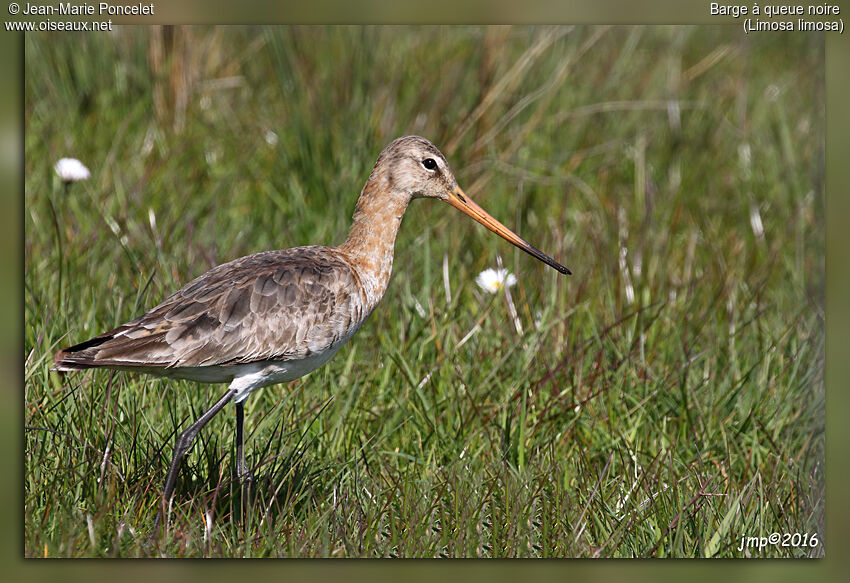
[443,185,571,275]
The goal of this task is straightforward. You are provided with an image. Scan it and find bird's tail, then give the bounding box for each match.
[52,335,113,371]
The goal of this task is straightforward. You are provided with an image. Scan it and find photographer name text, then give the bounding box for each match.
[20,3,154,16]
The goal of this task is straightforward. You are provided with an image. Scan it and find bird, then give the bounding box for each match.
[53,135,570,512]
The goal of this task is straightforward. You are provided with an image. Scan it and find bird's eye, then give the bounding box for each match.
[422,158,437,170]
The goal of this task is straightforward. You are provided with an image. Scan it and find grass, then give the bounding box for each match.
[24,26,824,557]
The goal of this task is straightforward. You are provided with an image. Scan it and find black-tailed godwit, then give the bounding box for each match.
[54,135,570,512]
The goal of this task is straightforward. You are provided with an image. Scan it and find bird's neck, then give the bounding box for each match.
[338,178,410,304]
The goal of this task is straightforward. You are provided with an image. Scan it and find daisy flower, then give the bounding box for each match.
[475,268,517,294]
[54,158,90,183]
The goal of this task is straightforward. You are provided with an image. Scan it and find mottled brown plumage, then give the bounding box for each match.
[56,248,366,372]
[53,135,570,514]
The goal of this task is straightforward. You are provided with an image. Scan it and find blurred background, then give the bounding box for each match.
[24,26,824,558]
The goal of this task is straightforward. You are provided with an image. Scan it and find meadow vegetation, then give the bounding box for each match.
[24,26,824,557]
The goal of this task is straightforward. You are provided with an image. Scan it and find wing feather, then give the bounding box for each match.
[53,247,368,371]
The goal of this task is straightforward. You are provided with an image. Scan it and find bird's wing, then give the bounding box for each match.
[54,247,368,370]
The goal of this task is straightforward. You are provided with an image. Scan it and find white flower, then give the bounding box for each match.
[475,268,517,294]
[264,129,279,146]
[54,158,90,182]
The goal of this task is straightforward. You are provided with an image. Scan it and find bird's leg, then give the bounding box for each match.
[160,388,237,516]
[235,401,252,483]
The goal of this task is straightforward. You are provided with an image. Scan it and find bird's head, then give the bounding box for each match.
[370,135,571,275]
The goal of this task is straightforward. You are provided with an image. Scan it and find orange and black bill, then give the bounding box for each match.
[443,186,571,275]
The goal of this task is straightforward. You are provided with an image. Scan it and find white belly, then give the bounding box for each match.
[160,341,347,403]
